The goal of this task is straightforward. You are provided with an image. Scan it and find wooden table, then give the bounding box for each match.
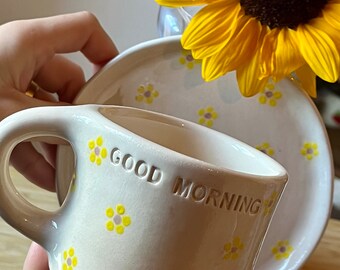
[301,219,340,270]
[1,167,339,269]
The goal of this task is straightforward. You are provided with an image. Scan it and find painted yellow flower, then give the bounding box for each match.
[256,142,275,156]
[258,82,282,107]
[62,247,78,270]
[135,83,159,104]
[88,136,107,166]
[223,236,244,260]
[179,49,201,69]
[155,0,340,97]
[106,204,132,234]
[301,142,319,160]
[272,240,294,260]
[198,106,218,127]
[263,191,279,216]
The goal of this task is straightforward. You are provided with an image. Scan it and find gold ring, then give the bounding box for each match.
[25,81,40,98]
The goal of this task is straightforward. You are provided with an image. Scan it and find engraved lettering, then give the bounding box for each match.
[147,166,162,184]
[239,196,253,214]
[191,184,207,202]
[250,199,262,215]
[110,147,121,165]
[122,154,134,171]
[233,195,243,211]
[109,147,162,185]
[172,176,263,216]
[219,193,236,210]
[172,177,193,198]
[135,160,148,178]
[205,188,221,207]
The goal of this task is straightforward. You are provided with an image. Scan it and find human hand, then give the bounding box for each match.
[0,11,118,191]
[23,242,49,270]
[0,11,118,270]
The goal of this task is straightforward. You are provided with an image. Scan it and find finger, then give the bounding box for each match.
[0,12,118,93]
[32,141,57,168]
[33,55,85,102]
[31,11,119,68]
[11,142,55,192]
[23,242,49,270]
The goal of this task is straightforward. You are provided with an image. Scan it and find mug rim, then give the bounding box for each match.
[93,104,288,183]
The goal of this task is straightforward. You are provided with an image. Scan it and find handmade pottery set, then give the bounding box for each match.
[0,36,334,270]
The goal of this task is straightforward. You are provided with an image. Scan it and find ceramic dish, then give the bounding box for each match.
[56,36,333,269]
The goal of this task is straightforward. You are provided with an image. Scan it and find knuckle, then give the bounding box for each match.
[78,11,100,26]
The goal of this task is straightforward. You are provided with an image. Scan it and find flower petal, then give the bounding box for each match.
[189,4,242,60]
[261,28,304,80]
[236,50,269,97]
[260,28,278,78]
[182,1,240,55]
[294,24,339,83]
[201,16,261,80]
[155,0,232,8]
[220,16,261,71]
[294,65,317,98]
[323,3,340,28]
[201,54,226,81]
[311,2,340,50]
[274,29,305,79]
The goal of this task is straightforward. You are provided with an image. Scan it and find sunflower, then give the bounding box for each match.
[155,0,340,97]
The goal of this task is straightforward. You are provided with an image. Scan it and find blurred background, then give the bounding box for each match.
[0,0,160,78]
[316,79,340,219]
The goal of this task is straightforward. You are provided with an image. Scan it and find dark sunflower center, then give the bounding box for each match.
[240,0,329,29]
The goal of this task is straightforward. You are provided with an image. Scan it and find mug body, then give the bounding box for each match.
[46,106,287,270]
[0,105,287,270]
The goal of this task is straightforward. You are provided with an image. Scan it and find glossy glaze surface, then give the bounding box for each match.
[56,36,334,269]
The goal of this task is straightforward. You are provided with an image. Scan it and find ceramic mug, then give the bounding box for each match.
[0,105,287,269]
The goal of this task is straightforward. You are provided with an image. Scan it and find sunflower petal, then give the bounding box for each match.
[261,28,304,80]
[274,29,304,79]
[236,50,269,97]
[201,16,261,81]
[189,6,242,59]
[181,1,240,55]
[220,17,261,72]
[260,28,279,78]
[294,24,340,83]
[201,54,226,81]
[155,0,223,7]
[311,3,340,50]
[295,65,317,98]
[323,3,340,29]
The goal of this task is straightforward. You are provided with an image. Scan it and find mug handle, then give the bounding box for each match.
[0,106,80,249]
